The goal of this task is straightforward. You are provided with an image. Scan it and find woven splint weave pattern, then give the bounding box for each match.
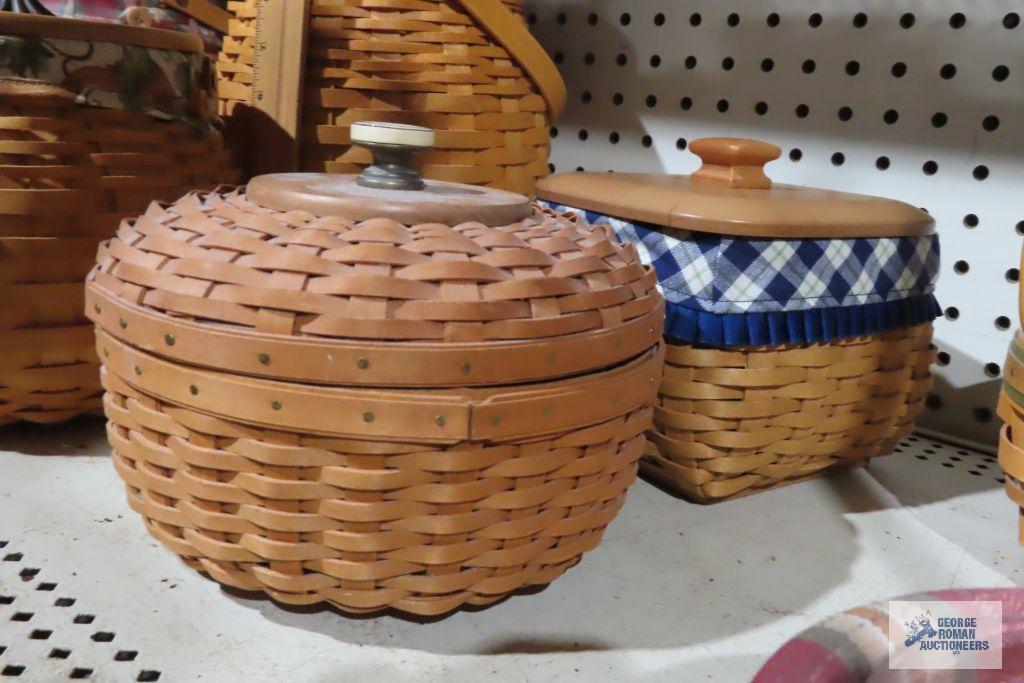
[645,326,935,502]
[217,0,553,195]
[0,82,239,425]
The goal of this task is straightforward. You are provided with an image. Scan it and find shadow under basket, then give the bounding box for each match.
[643,324,936,503]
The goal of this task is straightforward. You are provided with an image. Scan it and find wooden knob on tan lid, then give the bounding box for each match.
[690,137,781,190]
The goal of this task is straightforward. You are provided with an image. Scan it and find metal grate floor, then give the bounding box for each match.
[0,418,1019,682]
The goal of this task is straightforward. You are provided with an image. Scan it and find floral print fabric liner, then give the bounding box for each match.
[0,31,219,134]
[40,0,222,51]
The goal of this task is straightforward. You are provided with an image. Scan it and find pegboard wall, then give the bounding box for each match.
[526,0,1024,447]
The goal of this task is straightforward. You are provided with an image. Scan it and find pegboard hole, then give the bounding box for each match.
[925,394,943,410]
[761,58,774,72]
[973,165,990,180]
[612,93,624,106]
[716,99,730,113]
[1005,13,1021,29]
[875,156,891,171]
[650,55,661,68]
[28,629,52,640]
[1016,220,1024,235]
[940,64,957,79]
[92,632,115,643]
[555,12,566,25]
[892,62,908,78]
[73,614,95,625]
[953,260,969,274]
[949,12,967,29]
[586,12,598,26]
[944,307,960,321]
[115,652,139,662]
[679,97,693,110]
[1,666,26,677]
[838,106,853,121]
[985,363,1001,378]
[49,649,71,660]
[883,109,900,124]
[808,13,822,28]
[577,129,588,141]
[974,407,993,423]
[931,112,948,128]
[615,53,628,67]
[653,13,665,26]
[10,612,32,622]
[899,13,916,29]
[137,673,161,683]
[962,214,979,228]
[993,65,1010,82]
[853,12,868,28]
[995,316,1012,331]
[54,598,75,608]
[1006,268,1020,284]
[36,583,56,592]
[789,148,803,162]
[727,12,740,27]
[795,104,810,118]
[722,57,735,71]
[922,161,938,175]
[641,135,653,148]
[645,95,657,108]
[754,101,768,116]
[609,132,620,144]
[689,13,701,27]
[18,568,38,581]
[684,56,697,69]
[0,596,13,605]
[675,138,687,150]
[831,152,845,166]
[69,668,93,680]
[983,115,1000,131]
[3,553,22,562]
[619,12,631,26]
[802,59,816,74]
[845,61,860,76]
[936,351,951,366]
[766,12,780,27]
[580,91,591,103]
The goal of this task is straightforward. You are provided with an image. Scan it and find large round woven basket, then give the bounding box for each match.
[645,327,936,502]
[0,14,240,425]
[86,179,663,616]
[216,0,563,196]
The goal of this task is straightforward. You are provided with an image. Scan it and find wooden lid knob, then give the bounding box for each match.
[351,122,436,191]
[690,137,781,190]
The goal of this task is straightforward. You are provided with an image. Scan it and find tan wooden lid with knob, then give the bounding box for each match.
[536,137,934,238]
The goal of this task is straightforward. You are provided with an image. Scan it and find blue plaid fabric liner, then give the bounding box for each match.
[541,202,941,346]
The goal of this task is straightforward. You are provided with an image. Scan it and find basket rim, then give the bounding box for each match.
[0,12,202,53]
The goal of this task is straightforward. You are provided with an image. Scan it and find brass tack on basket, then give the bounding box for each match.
[356,357,369,370]
[102,348,109,358]
[435,415,447,427]
[363,411,375,423]
[258,353,270,365]
[271,401,282,411]
[615,338,623,348]
[491,414,502,425]
[189,384,198,396]
[547,352,556,363]
[460,362,471,374]
[164,333,175,346]
[543,407,553,419]
[119,316,127,329]
[133,365,142,376]
[94,303,101,314]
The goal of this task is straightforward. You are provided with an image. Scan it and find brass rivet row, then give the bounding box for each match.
[258,353,270,365]
[363,411,375,423]
[164,333,175,346]
[271,401,282,411]
[435,415,447,427]
[189,384,198,396]
[356,357,369,370]
[119,317,127,329]
[460,362,471,374]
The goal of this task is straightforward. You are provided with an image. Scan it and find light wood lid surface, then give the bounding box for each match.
[0,10,203,52]
[536,137,934,238]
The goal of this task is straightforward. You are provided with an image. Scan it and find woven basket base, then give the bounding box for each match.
[103,362,647,617]
[648,324,934,503]
[996,390,1024,544]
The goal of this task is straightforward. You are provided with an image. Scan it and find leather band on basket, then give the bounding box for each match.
[86,284,663,387]
[97,328,662,442]
[998,393,1024,510]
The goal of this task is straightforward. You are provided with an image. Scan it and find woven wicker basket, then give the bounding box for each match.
[645,327,935,501]
[86,127,662,616]
[216,0,563,195]
[0,14,240,425]
[537,137,941,503]
[997,332,1024,543]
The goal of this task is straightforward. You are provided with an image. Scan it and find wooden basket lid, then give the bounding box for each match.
[85,165,663,388]
[536,137,934,238]
[0,10,203,52]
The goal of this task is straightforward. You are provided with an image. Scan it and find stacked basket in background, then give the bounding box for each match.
[0,12,239,425]
[216,0,564,195]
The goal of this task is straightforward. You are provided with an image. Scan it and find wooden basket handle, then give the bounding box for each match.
[159,0,232,34]
[690,137,781,190]
[457,0,566,119]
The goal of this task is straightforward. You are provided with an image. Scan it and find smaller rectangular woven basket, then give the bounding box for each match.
[537,137,941,503]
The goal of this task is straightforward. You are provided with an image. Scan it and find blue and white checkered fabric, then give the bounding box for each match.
[543,203,939,314]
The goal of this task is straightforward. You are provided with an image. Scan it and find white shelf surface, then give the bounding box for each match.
[0,418,1019,682]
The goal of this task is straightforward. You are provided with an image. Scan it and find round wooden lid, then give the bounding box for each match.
[84,187,662,388]
[536,137,934,238]
[0,10,203,52]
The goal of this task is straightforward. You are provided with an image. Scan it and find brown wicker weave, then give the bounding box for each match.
[217,0,559,195]
[86,185,664,616]
[0,78,239,425]
[644,326,936,502]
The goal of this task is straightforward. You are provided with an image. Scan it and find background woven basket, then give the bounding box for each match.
[217,0,555,196]
[644,325,936,502]
[0,82,239,425]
